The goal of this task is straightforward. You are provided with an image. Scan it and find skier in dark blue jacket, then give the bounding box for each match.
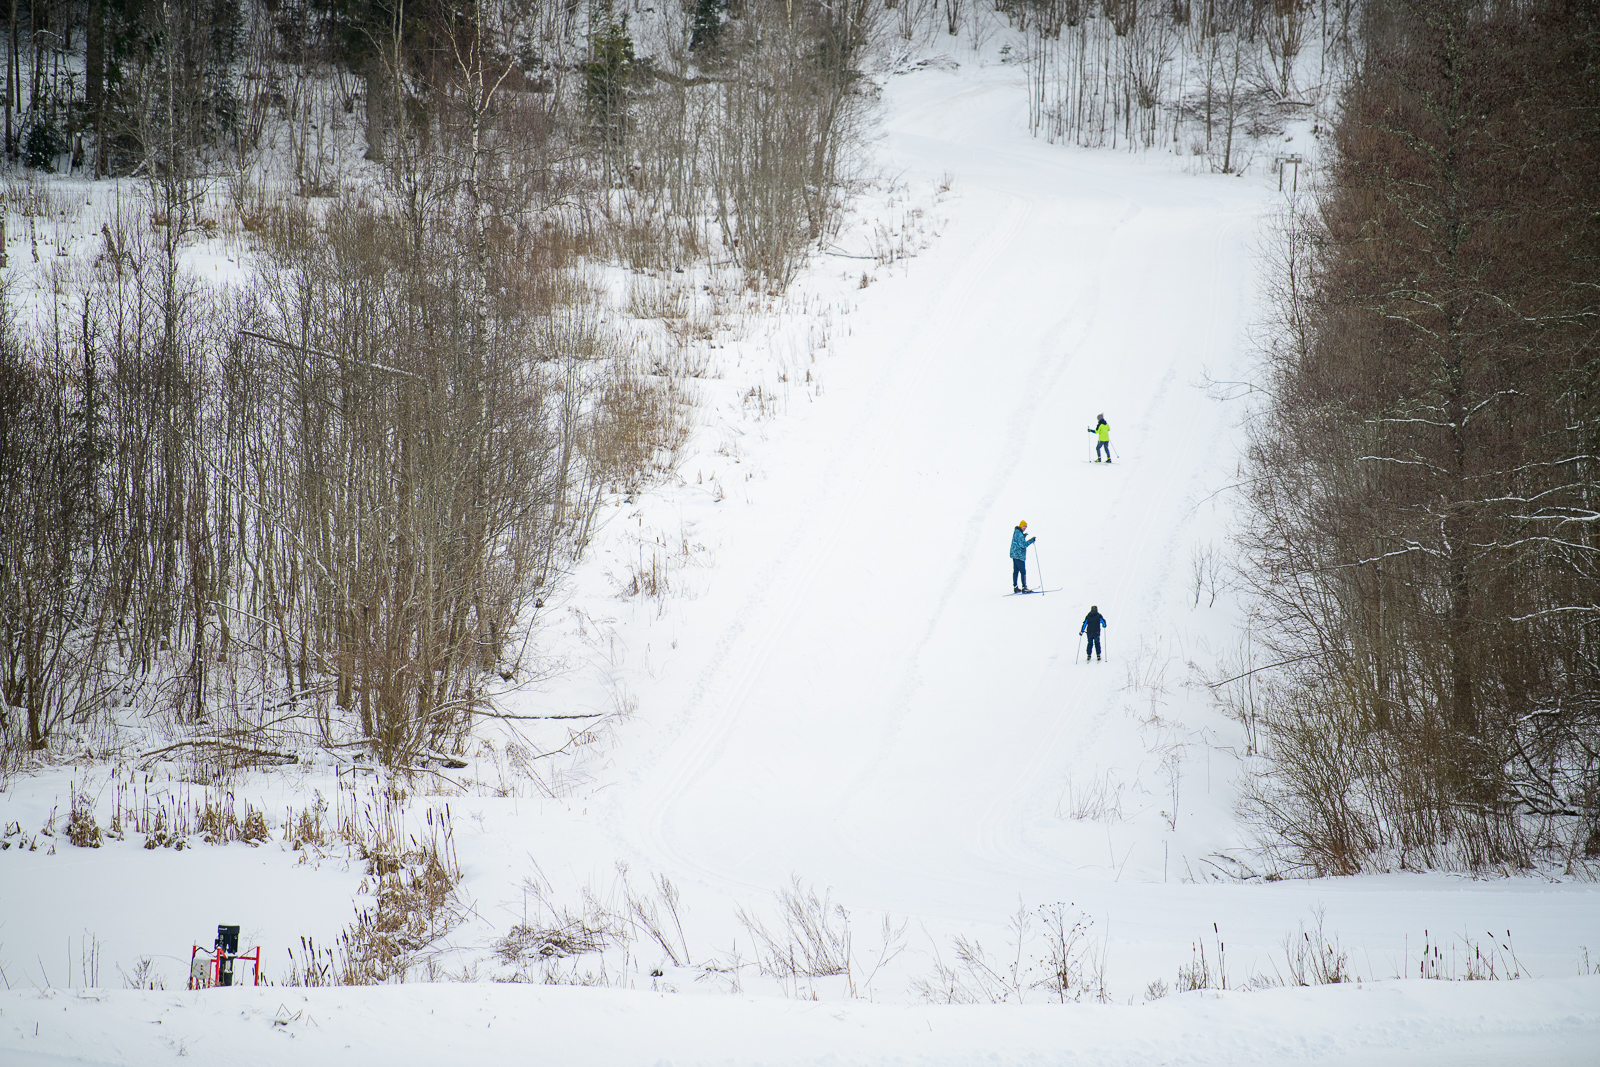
[1010,521,1036,593]
[1080,606,1107,660]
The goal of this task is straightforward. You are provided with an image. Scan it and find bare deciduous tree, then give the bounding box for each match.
[1239,0,1600,873]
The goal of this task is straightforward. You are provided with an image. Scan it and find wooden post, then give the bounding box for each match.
[1275,153,1304,193]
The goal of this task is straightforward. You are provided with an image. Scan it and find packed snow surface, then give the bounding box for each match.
[4,978,1599,1066]
[4,55,1600,1067]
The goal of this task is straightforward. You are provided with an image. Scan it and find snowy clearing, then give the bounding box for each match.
[3,42,1599,1067]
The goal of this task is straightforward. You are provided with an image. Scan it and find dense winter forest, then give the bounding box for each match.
[0,0,874,769]
[1236,0,1600,874]
[0,0,1596,883]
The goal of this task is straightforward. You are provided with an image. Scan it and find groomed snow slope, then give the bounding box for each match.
[4,56,1600,1067]
[565,60,1600,987]
[621,66,1266,907]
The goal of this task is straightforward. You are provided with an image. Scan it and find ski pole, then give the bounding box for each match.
[1075,634,1081,664]
[1033,543,1045,594]
[1111,442,1120,459]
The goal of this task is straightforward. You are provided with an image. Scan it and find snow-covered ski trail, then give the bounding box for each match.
[587,65,1600,985]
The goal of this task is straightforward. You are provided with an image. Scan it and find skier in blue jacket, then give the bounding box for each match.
[1010,521,1036,593]
[1080,606,1107,660]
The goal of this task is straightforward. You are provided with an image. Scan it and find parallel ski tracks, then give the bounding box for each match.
[627,75,1269,910]
[638,152,1041,891]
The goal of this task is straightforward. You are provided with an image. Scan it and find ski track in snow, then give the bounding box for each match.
[628,72,1265,913]
[584,64,1600,999]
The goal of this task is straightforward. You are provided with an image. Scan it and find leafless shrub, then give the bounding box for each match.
[1274,907,1351,986]
[117,956,165,990]
[1190,541,1229,607]
[1033,903,1107,1003]
[914,901,1103,1004]
[74,933,103,988]
[1,175,78,219]
[1260,0,1310,98]
[1159,748,1183,831]
[1058,771,1125,822]
[1122,638,1176,717]
[627,274,692,322]
[489,871,635,985]
[623,545,672,604]
[915,901,1035,1005]
[1206,632,1268,755]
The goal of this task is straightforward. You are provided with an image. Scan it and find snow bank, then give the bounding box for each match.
[3,976,1597,1067]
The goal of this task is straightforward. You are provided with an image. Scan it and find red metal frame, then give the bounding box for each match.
[188,943,262,989]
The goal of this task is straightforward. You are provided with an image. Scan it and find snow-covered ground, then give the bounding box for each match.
[5,978,1599,1066]
[4,49,1599,1067]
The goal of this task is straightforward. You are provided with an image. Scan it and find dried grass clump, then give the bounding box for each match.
[285,800,464,986]
[66,786,103,848]
[588,364,695,493]
[738,877,907,1000]
[493,914,617,965]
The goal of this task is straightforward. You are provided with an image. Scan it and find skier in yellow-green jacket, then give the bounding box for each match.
[1088,414,1111,463]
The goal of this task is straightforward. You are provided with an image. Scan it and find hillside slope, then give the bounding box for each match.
[3,55,1599,1067]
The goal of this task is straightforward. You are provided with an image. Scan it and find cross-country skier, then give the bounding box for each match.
[1088,415,1111,462]
[1080,605,1107,660]
[1010,520,1036,593]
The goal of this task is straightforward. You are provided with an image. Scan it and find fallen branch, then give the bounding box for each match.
[1205,650,1351,688]
[136,738,300,768]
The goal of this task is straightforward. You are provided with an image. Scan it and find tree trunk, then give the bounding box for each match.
[364,61,389,162]
[86,0,102,175]
[7,0,16,160]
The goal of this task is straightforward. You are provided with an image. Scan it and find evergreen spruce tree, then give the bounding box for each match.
[585,15,634,176]
[690,0,727,51]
